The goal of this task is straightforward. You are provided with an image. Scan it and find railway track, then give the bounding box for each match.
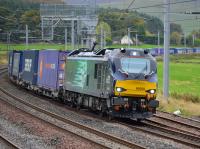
[1,68,200,148]
[156,111,200,125]
[117,118,200,148]
[144,119,200,137]
[143,119,200,144]
[0,67,7,75]
[153,114,200,130]
[0,87,145,149]
[0,134,19,149]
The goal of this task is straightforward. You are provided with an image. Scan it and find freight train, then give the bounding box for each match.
[8,47,159,121]
[150,47,200,56]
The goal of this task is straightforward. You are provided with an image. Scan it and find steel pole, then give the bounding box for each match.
[7,32,11,51]
[163,0,170,100]
[65,28,67,50]
[41,17,44,40]
[192,34,195,46]
[128,28,130,48]
[26,24,28,49]
[158,31,160,47]
[100,26,103,49]
[104,31,106,47]
[184,33,186,48]
[71,20,75,49]
[135,33,138,46]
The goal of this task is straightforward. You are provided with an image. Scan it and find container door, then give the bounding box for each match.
[57,52,66,89]
[12,53,21,78]
[8,51,13,76]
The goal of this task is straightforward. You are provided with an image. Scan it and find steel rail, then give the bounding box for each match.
[0,67,7,70]
[117,120,200,148]
[157,111,200,124]
[145,119,200,137]
[0,88,145,149]
[154,114,200,130]
[0,95,109,149]
[0,67,7,75]
[0,134,20,149]
[143,120,200,142]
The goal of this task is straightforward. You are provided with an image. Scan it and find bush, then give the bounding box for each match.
[194,39,200,46]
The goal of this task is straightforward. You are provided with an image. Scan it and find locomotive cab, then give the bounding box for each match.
[109,49,159,119]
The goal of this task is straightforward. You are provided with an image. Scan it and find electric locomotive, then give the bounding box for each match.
[63,48,159,120]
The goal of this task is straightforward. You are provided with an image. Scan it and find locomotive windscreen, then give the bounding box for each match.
[120,58,150,74]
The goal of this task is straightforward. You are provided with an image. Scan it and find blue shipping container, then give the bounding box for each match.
[37,50,67,90]
[21,50,39,85]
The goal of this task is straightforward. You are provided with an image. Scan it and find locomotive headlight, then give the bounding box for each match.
[146,89,156,94]
[116,87,126,92]
[149,89,156,94]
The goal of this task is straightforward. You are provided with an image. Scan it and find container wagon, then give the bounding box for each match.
[37,50,68,98]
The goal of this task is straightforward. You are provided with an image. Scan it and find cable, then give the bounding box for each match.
[130,0,196,10]
[127,0,136,10]
[170,17,200,23]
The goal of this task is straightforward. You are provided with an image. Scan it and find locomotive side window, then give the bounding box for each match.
[97,64,101,89]
[94,64,98,79]
[96,63,107,90]
[86,74,89,86]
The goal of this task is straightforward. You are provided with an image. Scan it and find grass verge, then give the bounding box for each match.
[0,53,8,65]
[158,94,200,116]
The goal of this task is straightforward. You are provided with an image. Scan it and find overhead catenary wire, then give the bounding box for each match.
[170,17,200,23]
[129,0,196,10]
[127,0,136,10]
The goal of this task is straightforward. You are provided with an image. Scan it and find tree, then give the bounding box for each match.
[20,10,40,30]
[170,23,183,34]
[144,16,163,34]
[96,21,112,44]
[194,39,200,46]
[191,30,200,39]
[132,18,145,36]
[170,32,181,45]
[0,7,12,31]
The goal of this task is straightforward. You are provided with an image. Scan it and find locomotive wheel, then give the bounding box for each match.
[98,101,107,118]
[99,108,106,118]
[76,96,82,111]
[76,105,81,111]
[108,114,113,121]
[107,110,113,121]
[136,118,143,122]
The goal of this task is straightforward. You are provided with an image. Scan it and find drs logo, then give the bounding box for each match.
[25,59,32,72]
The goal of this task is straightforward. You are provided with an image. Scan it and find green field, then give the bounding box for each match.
[0,43,68,51]
[0,42,189,53]
[157,54,200,103]
[0,43,159,51]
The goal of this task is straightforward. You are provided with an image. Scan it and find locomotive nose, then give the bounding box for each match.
[114,80,157,99]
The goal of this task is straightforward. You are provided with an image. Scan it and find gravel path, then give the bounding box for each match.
[0,77,192,149]
[0,98,102,149]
